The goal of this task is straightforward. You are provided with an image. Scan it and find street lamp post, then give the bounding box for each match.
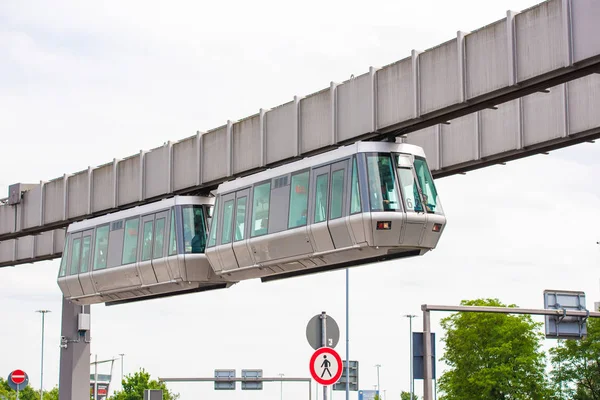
[278,373,284,400]
[119,354,125,386]
[404,314,417,400]
[36,310,51,400]
[374,364,381,394]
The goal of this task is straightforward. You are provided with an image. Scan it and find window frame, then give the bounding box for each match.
[250,181,271,238]
[288,169,310,229]
[122,217,140,265]
[329,168,345,220]
[234,195,248,242]
[350,156,361,215]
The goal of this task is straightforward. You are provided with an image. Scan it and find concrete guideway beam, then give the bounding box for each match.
[1,0,600,246]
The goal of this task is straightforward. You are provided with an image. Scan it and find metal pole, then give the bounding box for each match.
[321,311,328,400]
[375,364,381,394]
[423,308,432,400]
[94,354,98,400]
[404,314,416,400]
[345,268,349,400]
[36,309,51,400]
[119,353,125,385]
[16,384,19,400]
[278,373,284,400]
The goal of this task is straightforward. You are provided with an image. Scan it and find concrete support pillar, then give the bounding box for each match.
[59,297,91,399]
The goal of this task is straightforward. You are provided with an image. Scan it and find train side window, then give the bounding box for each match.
[79,236,91,273]
[70,238,81,275]
[314,174,329,223]
[234,197,247,241]
[93,225,109,270]
[330,169,345,219]
[221,200,235,244]
[350,157,361,214]
[122,218,140,265]
[141,221,154,261]
[251,182,271,237]
[183,206,207,253]
[169,210,177,255]
[207,201,219,247]
[59,237,69,277]
[288,171,309,228]
[153,218,166,259]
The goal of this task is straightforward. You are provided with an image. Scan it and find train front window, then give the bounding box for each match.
[397,168,419,212]
[59,237,69,277]
[70,238,81,275]
[366,154,400,211]
[183,206,207,253]
[414,157,440,213]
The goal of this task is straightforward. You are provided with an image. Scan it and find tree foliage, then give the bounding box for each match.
[0,379,58,400]
[550,317,600,399]
[438,298,552,400]
[400,391,419,400]
[108,369,179,400]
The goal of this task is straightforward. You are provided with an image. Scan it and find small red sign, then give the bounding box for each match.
[309,347,343,386]
[10,369,26,385]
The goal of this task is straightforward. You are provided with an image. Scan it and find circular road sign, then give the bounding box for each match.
[306,314,340,350]
[309,347,343,386]
[7,370,28,390]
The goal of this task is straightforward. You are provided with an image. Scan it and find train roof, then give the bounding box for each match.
[216,141,426,194]
[67,195,211,233]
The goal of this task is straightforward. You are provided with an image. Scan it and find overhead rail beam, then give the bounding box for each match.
[2,72,600,268]
[1,0,600,247]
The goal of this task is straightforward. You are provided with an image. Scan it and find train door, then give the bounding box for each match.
[78,229,95,296]
[138,213,159,285]
[64,231,84,297]
[165,207,183,281]
[151,210,171,282]
[396,154,427,245]
[309,165,335,253]
[328,160,353,249]
[232,189,253,269]
[215,192,238,272]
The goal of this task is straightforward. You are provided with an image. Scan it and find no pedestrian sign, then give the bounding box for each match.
[309,347,343,386]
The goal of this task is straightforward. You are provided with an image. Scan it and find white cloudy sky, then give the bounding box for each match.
[1,0,600,399]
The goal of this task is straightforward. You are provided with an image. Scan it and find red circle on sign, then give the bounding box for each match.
[309,347,343,385]
[11,370,26,385]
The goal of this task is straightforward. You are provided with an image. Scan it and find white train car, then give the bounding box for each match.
[57,141,446,305]
[205,141,446,282]
[57,196,236,305]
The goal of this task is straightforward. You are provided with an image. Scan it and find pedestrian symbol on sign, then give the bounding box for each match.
[320,355,332,378]
[309,347,343,386]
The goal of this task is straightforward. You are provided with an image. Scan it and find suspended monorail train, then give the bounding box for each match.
[57,142,446,305]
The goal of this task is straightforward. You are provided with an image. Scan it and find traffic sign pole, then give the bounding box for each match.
[320,312,328,400]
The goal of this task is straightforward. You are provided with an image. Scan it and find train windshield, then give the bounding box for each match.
[366,154,401,211]
[413,156,441,213]
[182,205,207,253]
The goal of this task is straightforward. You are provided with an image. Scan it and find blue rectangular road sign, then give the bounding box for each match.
[358,389,379,400]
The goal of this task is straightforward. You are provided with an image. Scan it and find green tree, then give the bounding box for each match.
[108,369,179,400]
[437,298,553,400]
[401,392,419,400]
[43,387,59,400]
[0,378,43,400]
[550,318,600,399]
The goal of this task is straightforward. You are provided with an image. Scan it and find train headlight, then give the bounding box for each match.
[376,221,392,230]
[433,223,442,232]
